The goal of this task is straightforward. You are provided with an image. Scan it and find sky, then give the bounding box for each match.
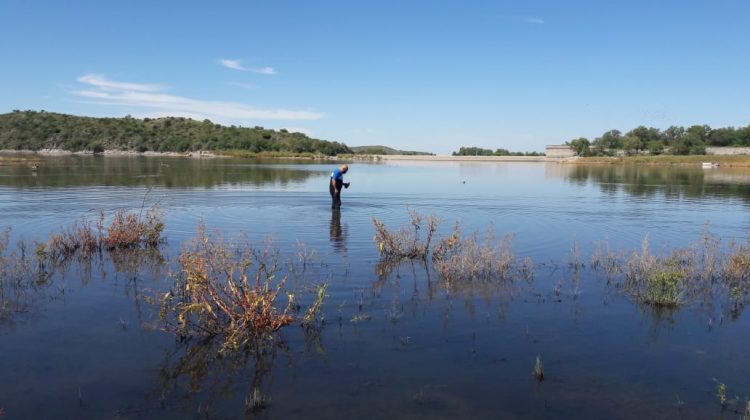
[1,0,749,155]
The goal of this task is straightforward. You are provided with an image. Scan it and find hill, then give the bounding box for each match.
[350,145,433,155]
[0,110,351,155]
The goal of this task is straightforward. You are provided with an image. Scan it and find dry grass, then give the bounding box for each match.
[597,230,750,311]
[105,207,164,249]
[432,224,520,284]
[47,218,100,260]
[45,207,164,261]
[373,209,438,260]
[0,228,52,324]
[373,211,529,287]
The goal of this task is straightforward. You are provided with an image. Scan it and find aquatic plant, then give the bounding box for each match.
[301,283,327,329]
[432,224,520,284]
[246,386,271,413]
[372,209,438,260]
[621,239,688,307]
[45,206,164,261]
[151,331,286,417]
[533,354,544,381]
[718,382,727,408]
[0,229,53,324]
[158,224,326,351]
[105,207,164,249]
[642,270,683,307]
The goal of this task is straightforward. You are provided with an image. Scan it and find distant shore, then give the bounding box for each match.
[573,155,750,167]
[374,154,548,162]
[5,149,750,167]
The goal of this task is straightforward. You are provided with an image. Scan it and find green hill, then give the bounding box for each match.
[0,110,351,155]
[350,145,433,155]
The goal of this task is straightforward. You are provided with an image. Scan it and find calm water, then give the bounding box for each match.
[1,156,749,418]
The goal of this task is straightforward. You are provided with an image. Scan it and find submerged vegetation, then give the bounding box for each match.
[44,206,164,261]
[0,206,165,324]
[4,208,750,416]
[157,223,327,352]
[372,209,438,261]
[373,212,530,289]
[373,211,750,316]
[533,354,544,382]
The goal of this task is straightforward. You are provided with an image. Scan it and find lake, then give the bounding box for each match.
[1,156,749,419]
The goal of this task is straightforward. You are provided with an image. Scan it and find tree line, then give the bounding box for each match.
[567,124,750,157]
[0,110,352,155]
[452,147,544,157]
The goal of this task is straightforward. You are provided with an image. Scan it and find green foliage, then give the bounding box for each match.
[453,146,494,156]
[582,123,750,156]
[567,137,591,156]
[0,111,351,156]
[646,140,664,155]
[644,270,683,307]
[453,146,544,156]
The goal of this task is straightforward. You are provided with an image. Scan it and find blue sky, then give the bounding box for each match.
[1,0,748,154]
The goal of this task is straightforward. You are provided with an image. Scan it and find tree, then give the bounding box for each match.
[622,136,641,156]
[662,125,685,147]
[647,140,664,155]
[453,147,493,156]
[596,130,623,150]
[687,124,711,143]
[707,127,736,147]
[626,126,660,152]
[567,137,591,156]
[671,132,705,155]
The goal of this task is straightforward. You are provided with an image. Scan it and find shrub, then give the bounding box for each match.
[432,224,518,283]
[158,224,326,352]
[643,270,683,306]
[372,210,438,260]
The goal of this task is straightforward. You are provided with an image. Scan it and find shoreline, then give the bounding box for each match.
[5,149,750,167]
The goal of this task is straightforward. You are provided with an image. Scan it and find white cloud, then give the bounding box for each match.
[522,17,545,24]
[72,74,322,121]
[218,59,277,75]
[218,59,245,71]
[77,74,163,92]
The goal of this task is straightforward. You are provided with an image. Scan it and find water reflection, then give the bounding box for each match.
[329,209,347,254]
[0,241,165,329]
[151,336,289,416]
[0,155,319,189]
[562,164,750,202]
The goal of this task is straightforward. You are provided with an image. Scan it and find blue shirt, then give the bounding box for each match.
[331,168,344,181]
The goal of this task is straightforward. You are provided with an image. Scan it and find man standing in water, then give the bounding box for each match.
[329,163,350,209]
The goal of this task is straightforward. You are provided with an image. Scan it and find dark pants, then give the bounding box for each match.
[329,179,342,209]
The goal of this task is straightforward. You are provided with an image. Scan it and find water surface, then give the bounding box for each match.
[1,156,749,418]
